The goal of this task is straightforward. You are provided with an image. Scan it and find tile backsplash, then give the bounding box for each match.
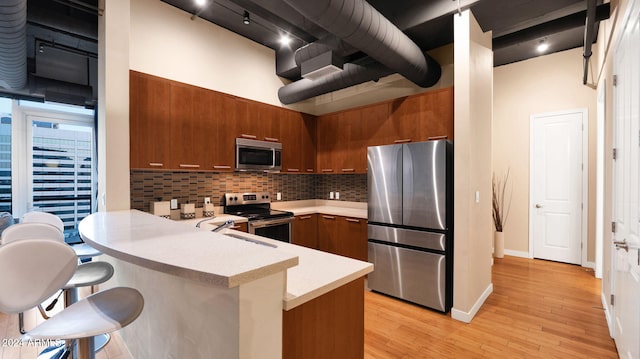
[130,170,367,212]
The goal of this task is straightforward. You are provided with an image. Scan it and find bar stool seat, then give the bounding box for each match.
[23,287,143,341]
[64,262,114,289]
[0,238,144,359]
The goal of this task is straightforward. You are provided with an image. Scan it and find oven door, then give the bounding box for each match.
[249,217,293,243]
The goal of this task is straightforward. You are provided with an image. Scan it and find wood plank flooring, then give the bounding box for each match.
[365,256,618,358]
[0,256,618,358]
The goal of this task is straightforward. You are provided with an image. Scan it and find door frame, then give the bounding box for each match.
[528,108,589,265]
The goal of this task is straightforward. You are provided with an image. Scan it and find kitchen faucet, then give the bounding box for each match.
[196,218,235,231]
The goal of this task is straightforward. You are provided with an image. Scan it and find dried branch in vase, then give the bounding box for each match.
[492,168,512,232]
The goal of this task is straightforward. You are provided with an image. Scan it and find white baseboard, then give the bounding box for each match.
[601,292,614,337]
[503,249,529,258]
[583,261,596,270]
[451,283,493,323]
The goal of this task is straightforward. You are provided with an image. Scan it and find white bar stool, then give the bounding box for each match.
[1,222,116,356]
[22,212,103,258]
[0,238,143,359]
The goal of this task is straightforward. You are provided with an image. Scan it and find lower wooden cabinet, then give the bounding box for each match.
[316,214,367,261]
[231,222,248,232]
[292,214,318,249]
[283,277,364,359]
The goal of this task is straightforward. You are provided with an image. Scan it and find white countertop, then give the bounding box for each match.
[272,200,368,219]
[78,210,298,288]
[177,218,373,310]
[80,210,373,310]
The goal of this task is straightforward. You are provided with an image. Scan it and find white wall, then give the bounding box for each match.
[129,0,284,107]
[98,0,131,211]
[493,48,597,259]
[452,10,494,323]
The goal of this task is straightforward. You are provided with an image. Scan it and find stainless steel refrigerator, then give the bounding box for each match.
[367,140,453,312]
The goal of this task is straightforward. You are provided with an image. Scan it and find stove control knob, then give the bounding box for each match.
[233,196,238,201]
[265,195,269,199]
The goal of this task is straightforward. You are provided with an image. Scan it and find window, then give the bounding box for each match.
[0,98,10,213]
[6,98,96,244]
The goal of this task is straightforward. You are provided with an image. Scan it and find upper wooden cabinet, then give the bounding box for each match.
[169,82,214,170]
[130,71,452,174]
[316,87,454,174]
[130,71,172,169]
[388,87,454,142]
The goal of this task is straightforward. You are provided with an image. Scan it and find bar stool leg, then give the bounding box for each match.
[75,337,95,359]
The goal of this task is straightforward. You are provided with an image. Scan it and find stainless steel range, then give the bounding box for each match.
[224,192,294,243]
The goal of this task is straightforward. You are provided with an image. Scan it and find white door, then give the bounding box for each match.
[530,109,585,264]
[611,1,640,357]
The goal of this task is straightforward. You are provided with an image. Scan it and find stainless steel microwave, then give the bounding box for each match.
[235,138,282,172]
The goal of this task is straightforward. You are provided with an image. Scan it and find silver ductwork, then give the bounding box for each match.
[0,0,27,90]
[278,58,393,105]
[278,0,441,104]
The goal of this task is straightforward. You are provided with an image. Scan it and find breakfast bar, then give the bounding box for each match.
[79,210,373,359]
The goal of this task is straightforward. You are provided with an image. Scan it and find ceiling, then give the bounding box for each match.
[0,0,608,107]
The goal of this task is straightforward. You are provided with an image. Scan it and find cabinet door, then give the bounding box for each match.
[293,214,318,249]
[363,102,390,147]
[316,114,340,174]
[129,71,171,169]
[388,95,421,144]
[418,87,454,141]
[231,222,248,232]
[337,109,359,173]
[317,214,339,254]
[261,105,281,143]
[170,83,212,170]
[338,217,367,261]
[280,110,302,173]
[211,93,236,171]
[301,114,316,173]
[234,98,260,140]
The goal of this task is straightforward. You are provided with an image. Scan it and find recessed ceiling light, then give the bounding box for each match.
[537,40,549,53]
[195,0,206,7]
[279,35,292,46]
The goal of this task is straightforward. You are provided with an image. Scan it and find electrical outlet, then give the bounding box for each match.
[170,199,178,209]
[475,191,480,203]
[335,192,340,200]
[277,192,282,200]
[329,192,334,199]
[204,197,211,204]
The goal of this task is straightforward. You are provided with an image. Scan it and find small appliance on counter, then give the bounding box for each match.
[202,203,215,217]
[223,192,294,243]
[180,203,196,219]
[367,139,453,313]
[151,201,171,219]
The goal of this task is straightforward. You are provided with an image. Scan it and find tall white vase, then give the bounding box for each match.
[494,231,505,258]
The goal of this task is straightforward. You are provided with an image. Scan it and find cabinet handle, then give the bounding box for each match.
[341,168,355,172]
[179,164,200,168]
[299,216,312,220]
[148,162,164,167]
[287,168,300,172]
[428,135,448,141]
[321,169,334,173]
[241,134,257,139]
[394,139,412,143]
[322,215,336,220]
[213,165,231,169]
[264,137,279,142]
[231,225,243,230]
[306,169,315,172]
[345,218,360,223]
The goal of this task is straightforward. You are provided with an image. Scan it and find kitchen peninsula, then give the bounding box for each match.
[79,210,373,359]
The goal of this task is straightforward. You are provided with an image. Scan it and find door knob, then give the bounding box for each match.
[535,204,542,208]
[613,239,629,252]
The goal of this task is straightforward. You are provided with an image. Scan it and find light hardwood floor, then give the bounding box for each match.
[0,256,618,358]
[365,256,618,358]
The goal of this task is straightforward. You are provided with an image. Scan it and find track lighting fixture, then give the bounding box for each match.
[243,11,250,25]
